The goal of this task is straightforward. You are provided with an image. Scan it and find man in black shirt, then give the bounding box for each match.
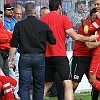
[8,2,56,100]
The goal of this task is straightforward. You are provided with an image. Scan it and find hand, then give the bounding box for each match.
[8,61,15,68]
[7,30,13,34]
[81,15,90,23]
[89,74,96,84]
[89,35,98,42]
[85,42,91,49]
[96,12,100,19]
[85,41,100,49]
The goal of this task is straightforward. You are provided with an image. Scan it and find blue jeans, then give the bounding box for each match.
[18,54,45,100]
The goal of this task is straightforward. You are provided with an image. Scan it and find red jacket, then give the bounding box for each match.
[0,76,17,100]
[0,22,12,50]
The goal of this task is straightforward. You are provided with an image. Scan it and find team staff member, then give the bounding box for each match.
[40,6,64,100]
[8,3,56,100]
[71,8,97,92]
[40,0,98,100]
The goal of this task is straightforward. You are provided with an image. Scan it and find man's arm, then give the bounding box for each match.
[66,28,98,42]
[96,12,100,19]
[8,47,16,68]
[85,41,100,49]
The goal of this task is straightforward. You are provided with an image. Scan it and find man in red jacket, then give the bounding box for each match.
[0,11,17,100]
[0,11,12,76]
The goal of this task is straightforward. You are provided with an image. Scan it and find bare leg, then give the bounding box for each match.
[63,80,74,100]
[44,82,53,98]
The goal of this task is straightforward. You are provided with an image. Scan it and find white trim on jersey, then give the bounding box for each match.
[93,22,99,29]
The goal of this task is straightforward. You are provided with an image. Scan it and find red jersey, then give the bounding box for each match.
[88,19,100,54]
[73,21,92,56]
[40,12,73,57]
[0,22,12,50]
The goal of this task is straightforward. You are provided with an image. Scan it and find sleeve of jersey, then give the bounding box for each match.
[63,16,73,30]
[89,19,100,31]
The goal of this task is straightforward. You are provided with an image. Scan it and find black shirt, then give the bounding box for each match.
[10,16,56,54]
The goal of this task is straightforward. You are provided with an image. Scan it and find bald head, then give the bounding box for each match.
[40,7,50,17]
[94,0,100,12]
[13,8,22,21]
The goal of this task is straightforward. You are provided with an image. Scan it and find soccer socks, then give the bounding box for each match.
[92,80,100,92]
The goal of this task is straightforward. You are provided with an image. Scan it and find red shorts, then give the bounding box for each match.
[89,54,100,78]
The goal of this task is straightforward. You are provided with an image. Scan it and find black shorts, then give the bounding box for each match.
[71,56,91,82]
[45,56,71,82]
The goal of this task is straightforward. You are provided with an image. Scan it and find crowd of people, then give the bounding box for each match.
[0,0,100,100]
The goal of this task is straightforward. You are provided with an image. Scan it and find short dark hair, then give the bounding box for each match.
[49,0,62,11]
[90,8,97,16]
[40,6,49,15]
[40,6,49,11]
[0,11,3,14]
